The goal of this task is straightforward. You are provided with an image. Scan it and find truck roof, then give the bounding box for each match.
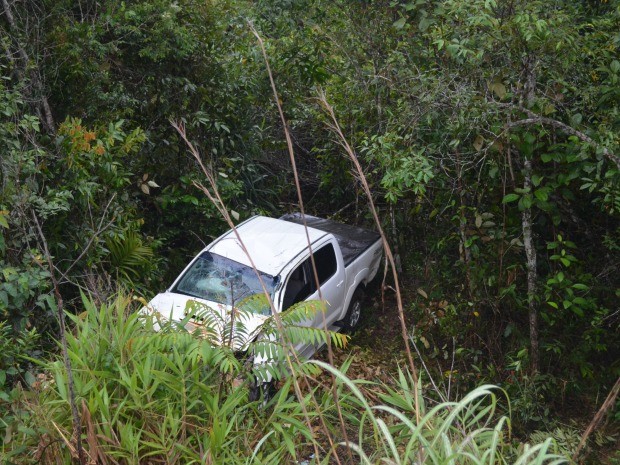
[280,213,381,267]
[207,216,328,276]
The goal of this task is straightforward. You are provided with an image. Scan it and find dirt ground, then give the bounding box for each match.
[315,283,412,387]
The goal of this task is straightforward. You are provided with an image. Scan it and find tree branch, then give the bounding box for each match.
[32,212,85,465]
[318,90,422,425]
[573,377,620,462]
[506,111,620,171]
[1,0,55,133]
[59,194,118,283]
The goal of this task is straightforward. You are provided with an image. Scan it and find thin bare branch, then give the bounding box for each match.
[317,90,422,426]
[249,23,354,464]
[1,0,55,133]
[60,194,118,281]
[574,377,620,462]
[31,212,85,465]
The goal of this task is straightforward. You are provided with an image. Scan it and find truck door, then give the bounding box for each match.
[280,257,315,356]
[279,241,345,355]
[281,259,313,311]
[307,241,345,329]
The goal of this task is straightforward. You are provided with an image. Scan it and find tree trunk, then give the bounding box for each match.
[521,157,539,374]
[456,150,472,295]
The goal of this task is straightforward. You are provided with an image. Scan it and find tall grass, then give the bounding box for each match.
[4,294,567,464]
[313,360,568,465]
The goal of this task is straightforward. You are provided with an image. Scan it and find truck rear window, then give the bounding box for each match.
[172,252,277,313]
[281,243,338,310]
[313,243,337,285]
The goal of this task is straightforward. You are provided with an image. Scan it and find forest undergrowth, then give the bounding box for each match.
[1,293,570,465]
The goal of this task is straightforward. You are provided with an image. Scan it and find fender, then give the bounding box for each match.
[340,268,369,320]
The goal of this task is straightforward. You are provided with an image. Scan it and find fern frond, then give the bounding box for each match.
[236,292,271,316]
[106,231,154,285]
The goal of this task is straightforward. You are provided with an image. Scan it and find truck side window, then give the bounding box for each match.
[313,243,337,285]
[282,261,312,310]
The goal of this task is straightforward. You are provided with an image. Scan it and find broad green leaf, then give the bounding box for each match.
[571,306,584,317]
[473,135,484,151]
[531,175,543,187]
[0,211,8,229]
[534,188,549,201]
[518,194,533,210]
[393,17,407,29]
[502,193,519,203]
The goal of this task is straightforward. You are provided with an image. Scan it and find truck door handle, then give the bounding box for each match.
[336,280,344,288]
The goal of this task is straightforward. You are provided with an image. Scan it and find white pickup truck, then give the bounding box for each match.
[147,213,382,377]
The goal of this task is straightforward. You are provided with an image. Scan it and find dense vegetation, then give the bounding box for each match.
[1,0,618,463]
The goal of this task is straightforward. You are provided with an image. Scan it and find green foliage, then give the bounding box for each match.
[0,258,52,333]
[360,132,434,203]
[105,231,157,290]
[544,235,591,320]
[26,294,298,463]
[0,294,346,462]
[0,67,159,405]
[530,426,582,459]
[0,320,39,399]
[314,361,567,465]
[4,294,568,464]
[183,296,348,382]
[503,350,556,431]
[1,0,619,459]
[0,324,41,456]
[39,0,288,272]
[0,99,158,289]
[272,1,619,441]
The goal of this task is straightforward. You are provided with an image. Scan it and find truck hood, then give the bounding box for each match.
[145,291,268,350]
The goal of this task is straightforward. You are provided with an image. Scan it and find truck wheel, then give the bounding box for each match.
[249,380,276,405]
[342,288,364,332]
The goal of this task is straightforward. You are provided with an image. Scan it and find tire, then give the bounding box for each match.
[342,288,364,332]
[249,380,276,405]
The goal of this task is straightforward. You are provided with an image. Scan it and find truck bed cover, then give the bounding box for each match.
[280,213,381,267]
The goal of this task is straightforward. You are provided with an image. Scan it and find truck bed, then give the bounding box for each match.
[280,213,381,267]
